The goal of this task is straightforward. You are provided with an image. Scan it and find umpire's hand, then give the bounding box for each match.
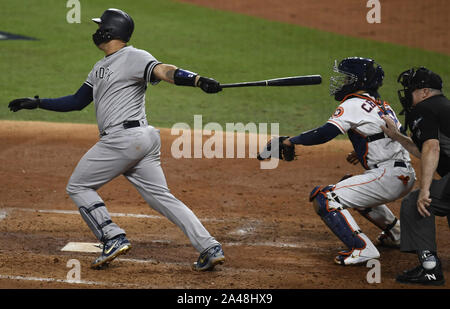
[197,76,222,94]
[346,151,359,165]
[9,96,40,112]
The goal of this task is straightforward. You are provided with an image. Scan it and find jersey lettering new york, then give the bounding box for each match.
[85,45,161,133]
[94,66,114,81]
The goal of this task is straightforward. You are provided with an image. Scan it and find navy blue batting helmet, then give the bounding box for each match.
[92,8,134,46]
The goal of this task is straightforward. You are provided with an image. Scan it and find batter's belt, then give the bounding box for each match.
[100,119,148,137]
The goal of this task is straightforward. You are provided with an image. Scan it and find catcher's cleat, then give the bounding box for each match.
[396,261,445,286]
[334,241,380,265]
[192,244,225,271]
[91,234,131,269]
[375,219,401,248]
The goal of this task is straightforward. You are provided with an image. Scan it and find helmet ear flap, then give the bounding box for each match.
[105,30,113,41]
[92,28,114,46]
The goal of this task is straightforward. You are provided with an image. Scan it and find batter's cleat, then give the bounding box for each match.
[192,244,225,271]
[396,262,445,286]
[375,220,401,248]
[91,234,131,269]
[334,241,380,265]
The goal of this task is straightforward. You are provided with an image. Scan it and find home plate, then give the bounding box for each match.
[61,242,102,253]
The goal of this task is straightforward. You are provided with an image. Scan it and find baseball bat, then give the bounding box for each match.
[221,75,322,88]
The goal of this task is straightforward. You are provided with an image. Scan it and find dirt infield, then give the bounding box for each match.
[178,0,449,55]
[1,120,449,289]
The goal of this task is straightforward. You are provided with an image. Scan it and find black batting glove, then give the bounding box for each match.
[8,95,40,112]
[197,76,222,94]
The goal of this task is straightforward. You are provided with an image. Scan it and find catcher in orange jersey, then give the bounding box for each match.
[283,57,416,265]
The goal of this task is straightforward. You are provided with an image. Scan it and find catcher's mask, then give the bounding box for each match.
[330,57,384,101]
[92,8,134,46]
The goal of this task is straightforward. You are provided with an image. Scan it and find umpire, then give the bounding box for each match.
[382,67,450,286]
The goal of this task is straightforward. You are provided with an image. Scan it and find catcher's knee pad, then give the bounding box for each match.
[79,202,113,242]
[309,185,366,250]
[310,185,340,215]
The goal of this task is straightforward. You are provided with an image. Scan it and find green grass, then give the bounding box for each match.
[1,0,449,135]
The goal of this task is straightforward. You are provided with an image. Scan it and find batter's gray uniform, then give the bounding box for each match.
[66,45,219,253]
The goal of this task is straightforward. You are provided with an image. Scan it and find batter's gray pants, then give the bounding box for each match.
[400,173,450,253]
[66,125,219,253]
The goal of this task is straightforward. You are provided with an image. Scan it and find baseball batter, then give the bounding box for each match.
[8,8,225,271]
[282,57,416,265]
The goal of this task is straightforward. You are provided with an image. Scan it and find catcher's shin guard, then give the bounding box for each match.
[310,186,367,251]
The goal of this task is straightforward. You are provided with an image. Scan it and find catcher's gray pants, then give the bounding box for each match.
[66,124,219,252]
[400,173,450,253]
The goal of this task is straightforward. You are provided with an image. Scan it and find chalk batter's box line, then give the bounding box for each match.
[1,207,235,222]
[1,207,262,239]
[1,208,322,250]
[0,274,186,289]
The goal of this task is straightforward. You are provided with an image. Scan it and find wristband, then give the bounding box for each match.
[174,68,198,87]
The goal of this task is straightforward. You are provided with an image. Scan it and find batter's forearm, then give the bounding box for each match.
[153,64,200,85]
[152,63,221,94]
[161,65,177,84]
[39,83,93,112]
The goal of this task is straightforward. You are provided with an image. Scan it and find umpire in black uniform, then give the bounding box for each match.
[382,67,450,286]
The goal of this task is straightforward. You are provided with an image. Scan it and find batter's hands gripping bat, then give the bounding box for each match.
[221,75,322,89]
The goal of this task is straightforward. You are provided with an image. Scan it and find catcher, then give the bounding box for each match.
[259,57,416,265]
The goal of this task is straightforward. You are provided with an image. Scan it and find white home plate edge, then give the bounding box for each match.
[61,242,102,253]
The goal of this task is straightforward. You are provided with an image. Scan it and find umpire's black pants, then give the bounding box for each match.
[400,173,450,253]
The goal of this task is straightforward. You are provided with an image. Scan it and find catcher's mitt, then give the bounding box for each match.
[257,136,296,161]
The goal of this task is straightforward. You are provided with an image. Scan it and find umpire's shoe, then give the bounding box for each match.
[396,260,445,286]
[91,234,131,269]
[192,244,225,271]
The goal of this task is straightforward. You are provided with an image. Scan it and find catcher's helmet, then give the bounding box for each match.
[330,57,384,101]
[397,67,442,115]
[92,8,134,46]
